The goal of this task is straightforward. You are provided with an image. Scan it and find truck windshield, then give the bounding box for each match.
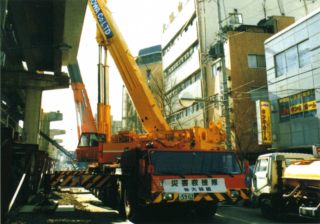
[150,151,241,175]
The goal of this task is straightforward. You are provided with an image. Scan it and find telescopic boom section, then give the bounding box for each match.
[68,62,97,139]
[88,0,171,133]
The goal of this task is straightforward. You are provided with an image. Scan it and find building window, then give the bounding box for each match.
[285,46,299,70]
[247,54,266,68]
[298,41,309,67]
[275,40,309,77]
[211,61,221,77]
[275,52,286,77]
[165,44,197,77]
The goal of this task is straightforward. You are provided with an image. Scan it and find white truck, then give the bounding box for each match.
[252,151,320,219]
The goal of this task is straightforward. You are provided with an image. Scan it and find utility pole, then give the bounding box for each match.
[302,0,309,15]
[217,0,232,150]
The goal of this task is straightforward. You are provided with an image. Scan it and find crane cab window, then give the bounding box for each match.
[79,134,90,146]
[78,133,106,147]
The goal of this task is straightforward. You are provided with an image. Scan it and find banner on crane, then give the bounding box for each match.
[89,0,113,38]
[256,100,272,145]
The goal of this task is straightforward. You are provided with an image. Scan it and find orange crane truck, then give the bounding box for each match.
[52,0,249,221]
[67,62,101,164]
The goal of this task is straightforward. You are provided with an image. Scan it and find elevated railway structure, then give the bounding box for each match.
[1,0,87,221]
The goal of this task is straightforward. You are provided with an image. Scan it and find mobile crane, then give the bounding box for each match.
[53,0,249,220]
[67,62,103,164]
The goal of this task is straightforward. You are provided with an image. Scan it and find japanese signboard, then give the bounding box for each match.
[256,100,272,145]
[302,89,317,117]
[278,89,317,122]
[279,97,290,122]
[289,92,303,119]
[163,178,227,193]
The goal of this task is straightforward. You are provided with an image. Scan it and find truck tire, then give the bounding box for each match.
[260,196,280,219]
[116,180,126,219]
[117,180,140,221]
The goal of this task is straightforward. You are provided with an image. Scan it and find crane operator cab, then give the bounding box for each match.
[76,132,106,163]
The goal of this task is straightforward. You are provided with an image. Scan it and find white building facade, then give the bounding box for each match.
[265,9,320,149]
[162,0,204,129]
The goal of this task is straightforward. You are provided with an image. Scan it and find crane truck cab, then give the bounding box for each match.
[117,147,246,220]
[76,132,106,163]
[252,152,319,219]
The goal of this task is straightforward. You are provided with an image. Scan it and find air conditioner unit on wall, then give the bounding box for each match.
[209,42,224,59]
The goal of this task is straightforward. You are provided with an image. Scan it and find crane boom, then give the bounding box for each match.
[88,0,170,133]
[50,3,249,219]
[68,62,97,139]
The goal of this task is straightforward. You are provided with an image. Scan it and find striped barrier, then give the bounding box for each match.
[48,171,112,191]
[48,171,250,206]
[151,189,250,204]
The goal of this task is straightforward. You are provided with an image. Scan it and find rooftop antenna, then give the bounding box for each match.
[277,0,285,15]
[262,0,267,19]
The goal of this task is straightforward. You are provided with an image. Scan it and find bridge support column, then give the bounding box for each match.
[23,88,42,144]
[2,71,69,145]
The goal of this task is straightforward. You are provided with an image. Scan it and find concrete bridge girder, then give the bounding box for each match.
[2,71,69,145]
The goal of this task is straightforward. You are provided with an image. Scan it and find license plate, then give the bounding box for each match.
[179,193,194,201]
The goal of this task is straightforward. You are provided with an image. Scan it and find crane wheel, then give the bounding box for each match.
[117,180,141,221]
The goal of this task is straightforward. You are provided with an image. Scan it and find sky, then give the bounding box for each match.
[42,0,183,150]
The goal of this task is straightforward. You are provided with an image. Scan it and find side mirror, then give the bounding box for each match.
[243,159,250,174]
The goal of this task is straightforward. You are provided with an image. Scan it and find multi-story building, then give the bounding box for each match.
[162,0,320,131]
[265,9,320,150]
[162,0,203,129]
[210,17,294,159]
[122,45,163,133]
[162,0,319,156]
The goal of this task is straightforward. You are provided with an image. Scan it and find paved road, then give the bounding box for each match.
[138,204,318,224]
[8,189,318,224]
[214,205,317,224]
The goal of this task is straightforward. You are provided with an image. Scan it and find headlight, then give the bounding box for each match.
[163,193,173,200]
[230,190,239,198]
